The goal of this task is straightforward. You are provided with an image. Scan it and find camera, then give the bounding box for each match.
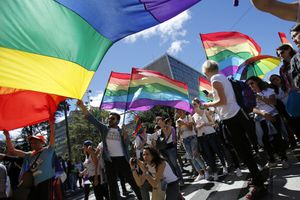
[131,158,137,165]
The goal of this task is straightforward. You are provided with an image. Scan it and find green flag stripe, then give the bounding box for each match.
[0,0,112,71]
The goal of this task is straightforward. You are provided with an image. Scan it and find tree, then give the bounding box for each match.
[135,106,175,133]
[68,108,109,162]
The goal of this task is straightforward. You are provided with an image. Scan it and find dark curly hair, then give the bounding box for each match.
[246,76,271,91]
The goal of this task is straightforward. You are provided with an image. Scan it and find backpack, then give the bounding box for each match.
[229,79,256,113]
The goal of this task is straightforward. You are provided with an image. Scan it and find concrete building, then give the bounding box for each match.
[55,119,68,157]
[144,54,201,99]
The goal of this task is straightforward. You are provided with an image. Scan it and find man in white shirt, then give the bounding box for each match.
[77,100,142,200]
[202,60,266,199]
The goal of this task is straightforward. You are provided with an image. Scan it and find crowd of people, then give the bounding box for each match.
[1,21,300,200]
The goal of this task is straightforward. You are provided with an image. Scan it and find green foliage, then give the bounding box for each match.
[68,108,109,162]
[135,106,175,133]
[16,122,50,151]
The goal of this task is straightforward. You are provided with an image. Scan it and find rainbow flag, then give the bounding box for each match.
[132,115,143,140]
[127,68,193,113]
[278,32,293,46]
[100,72,131,110]
[198,76,213,103]
[0,87,65,130]
[200,32,261,77]
[0,0,200,130]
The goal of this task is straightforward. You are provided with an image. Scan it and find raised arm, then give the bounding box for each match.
[76,100,89,117]
[251,0,299,22]
[2,130,28,158]
[76,100,108,134]
[204,81,227,108]
[49,119,55,147]
[144,162,165,188]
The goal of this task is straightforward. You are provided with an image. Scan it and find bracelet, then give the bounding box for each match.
[131,168,136,172]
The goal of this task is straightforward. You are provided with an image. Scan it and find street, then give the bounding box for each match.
[67,146,300,200]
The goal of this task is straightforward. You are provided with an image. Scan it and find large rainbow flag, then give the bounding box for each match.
[100,72,131,110]
[200,32,261,77]
[198,76,213,103]
[0,0,200,130]
[127,68,192,113]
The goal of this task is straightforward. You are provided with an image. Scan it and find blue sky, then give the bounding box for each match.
[84,0,295,107]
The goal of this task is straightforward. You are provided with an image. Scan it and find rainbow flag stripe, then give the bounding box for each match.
[0,0,199,130]
[200,32,261,77]
[198,76,213,102]
[127,68,192,113]
[132,116,143,140]
[101,72,131,110]
[278,32,292,46]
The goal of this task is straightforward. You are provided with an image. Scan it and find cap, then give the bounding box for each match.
[291,23,300,32]
[28,134,46,144]
[83,140,93,147]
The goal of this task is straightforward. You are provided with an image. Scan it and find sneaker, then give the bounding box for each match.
[235,168,242,177]
[213,172,218,181]
[282,160,289,169]
[246,186,267,199]
[194,174,204,182]
[222,166,228,175]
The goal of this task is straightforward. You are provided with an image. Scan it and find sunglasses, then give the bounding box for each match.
[277,50,286,55]
[108,117,116,121]
[247,81,255,86]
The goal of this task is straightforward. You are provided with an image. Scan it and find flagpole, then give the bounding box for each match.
[122,68,134,127]
[97,71,113,124]
[99,71,112,111]
[200,33,209,60]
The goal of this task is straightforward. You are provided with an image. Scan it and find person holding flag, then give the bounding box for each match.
[76,100,142,200]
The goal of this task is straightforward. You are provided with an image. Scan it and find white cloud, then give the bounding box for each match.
[0,128,22,140]
[90,91,104,108]
[124,10,191,43]
[167,40,189,55]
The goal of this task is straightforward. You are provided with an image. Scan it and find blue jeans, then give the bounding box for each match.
[182,136,205,171]
[164,147,183,180]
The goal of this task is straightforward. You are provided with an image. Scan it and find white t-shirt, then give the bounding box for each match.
[192,112,215,137]
[276,88,288,105]
[106,128,124,157]
[256,88,278,116]
[211,74,240,120]
[134,135,145,159]
[152,129,173,144]
[163,162,178,183]
[83,155,99,178]
[177,115,196,139]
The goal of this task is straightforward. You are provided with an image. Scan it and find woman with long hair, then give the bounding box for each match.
[276,44,296,91]
[269,74,298,148]
[192,98,228,181]
[246,76,288,168]
[176,109,208,182]
[81,140,109,200]
[130,147,179,200]
[154,116,183,185]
